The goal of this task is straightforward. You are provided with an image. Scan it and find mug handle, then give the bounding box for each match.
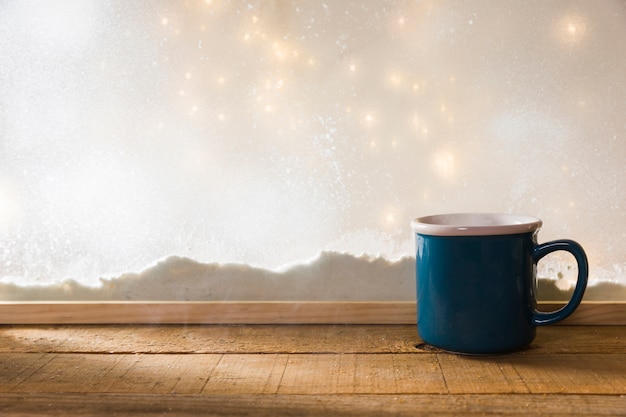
[531,239,588,326]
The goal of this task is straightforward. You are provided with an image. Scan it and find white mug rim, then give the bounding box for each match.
[411,213,542,236]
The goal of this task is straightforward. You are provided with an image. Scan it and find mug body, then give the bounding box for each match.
[413,213,543,354]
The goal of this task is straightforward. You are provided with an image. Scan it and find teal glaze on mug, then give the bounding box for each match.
[412,213,588,354]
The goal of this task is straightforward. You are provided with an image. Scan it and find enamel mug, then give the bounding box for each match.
[412,213,588,354]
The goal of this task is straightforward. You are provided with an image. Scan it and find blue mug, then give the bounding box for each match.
[412,213,588,354]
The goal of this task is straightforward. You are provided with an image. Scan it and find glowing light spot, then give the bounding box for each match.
[568,23,577,34]
[432,150,456,181]
[349,63,357,72]
[185,72,192,80]
[217,113,225,121]
[381,205,403,229]
[412,83,419,91]
[389,73,402,86]
[161,17,168,26]
[218,76,226,85]
[554,14,589,45]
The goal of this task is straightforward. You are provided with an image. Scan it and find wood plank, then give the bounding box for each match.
[507,354,626,394]
[201,354,288,395]
[8,353,124,393]
[0,324,420,354]
[1,325,625,416]
[0,393,625,416]
[0,301,416,324]
[101,354,223,395]
[1,325,624,354]
[436,354,531,394]
[355,353,447,394]
[4,352,624,396]
[277,353,351,394]
[0,301,624,325]
[437,353,626,395]
[0,353,53,392]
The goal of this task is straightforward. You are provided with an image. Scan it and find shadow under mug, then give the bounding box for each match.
[412,213,588,354]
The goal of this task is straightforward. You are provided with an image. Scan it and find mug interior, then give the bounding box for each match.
[412,213,542,236]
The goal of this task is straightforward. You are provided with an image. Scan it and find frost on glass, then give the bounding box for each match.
[0,0,625,301]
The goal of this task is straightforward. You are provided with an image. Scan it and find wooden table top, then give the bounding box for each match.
[0,324,625,416]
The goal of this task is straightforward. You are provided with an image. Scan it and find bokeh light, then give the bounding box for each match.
[0,0,625,292]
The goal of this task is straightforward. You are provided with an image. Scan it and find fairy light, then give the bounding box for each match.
[389,73,402,87]
[554,13,589,45]
[432,150,456,181]
[1,0,624,294]
[272,41,286,61]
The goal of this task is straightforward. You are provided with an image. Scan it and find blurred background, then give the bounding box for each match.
[0,1,624,297]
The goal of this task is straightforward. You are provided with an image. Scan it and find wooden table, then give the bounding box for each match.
[0,324,625,416]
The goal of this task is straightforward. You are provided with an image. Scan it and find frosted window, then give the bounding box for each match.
[0,1,625,301]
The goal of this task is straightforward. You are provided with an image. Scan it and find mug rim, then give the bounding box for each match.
[411,212,542,236]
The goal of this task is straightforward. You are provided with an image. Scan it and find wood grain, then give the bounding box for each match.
[0,301,624,324]
[2,325,624,354]
[0,324,625,416]
[0,393,624,417]
[2,352,626,395]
